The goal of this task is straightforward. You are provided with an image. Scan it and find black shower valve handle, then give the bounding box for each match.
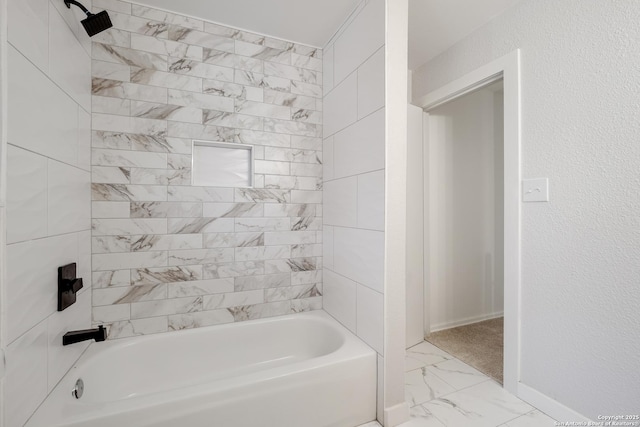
[62,277,84,293]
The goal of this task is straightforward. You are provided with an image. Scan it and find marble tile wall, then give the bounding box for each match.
[322,0,386,420]
[89,0,323,338]
[4,1,93,426]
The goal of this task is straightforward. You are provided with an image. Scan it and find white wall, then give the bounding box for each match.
[3,0,93,425]
[427,86,504,332]
[412,0,640,419]
[322,0,386,421]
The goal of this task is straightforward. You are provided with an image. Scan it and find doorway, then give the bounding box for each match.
[406,50,521,393]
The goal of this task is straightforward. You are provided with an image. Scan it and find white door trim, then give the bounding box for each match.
[415,49,521,394]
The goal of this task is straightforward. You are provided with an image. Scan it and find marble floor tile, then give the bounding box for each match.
[403,405,447,427]
[357,422,382,427]
[425,359,488,391]
[500,409,557,427]
[405,341,453,372]
[405,367,456,407]
[414,380,533,427]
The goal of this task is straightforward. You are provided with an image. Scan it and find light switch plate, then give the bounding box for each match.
[522,178,549,202]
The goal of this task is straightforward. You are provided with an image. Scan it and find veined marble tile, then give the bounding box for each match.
[130,168,190,186]
[405,367,457,407]
[263,89,317,110]
[168,26,234,53]
[291,190,323,204]
[167,278,234,298]
[93,284,167,306]
[265,284,321,303]
[168,217,235,234]
[263,231,316,245]
[92,130,170,152]
[235,55,264,73]
[92,235,132,254]
[105,318,168,339]
[92,218,167,235]
[168,58,234,82]
[168,88,234,111]
[203,232,264,248]
[93,201,131,219]
[264,38,294,51]
[165,137,193,154]
[502,410,557,427]
[291,52,322,72]
[254,160,290,176]
[265,258,318,274]
[234,70,290,92]
[265,147,320,163]
[204,261,265,279]
[93,60,131,82]
[292,44,321,59]
[227,301,291,322]
[167,153,191,170]
[426,359,488,391]
[202,203,263,218]
[235,129,290,148]
[264,118,321,137]
[291,163,322,177]
[263,62,319,85]
[235,245,291,261]
[234,273,290,291]
[235,100,290,120]
[202,79,245,99]
[416,381,533,427]
[291,81,322,98]
[131,201,202,218]
[131,265,203,286]
[92,28,131,49]
[131,67,202,92]
[167,122,232,140]
[234,188,289,203]
[131,296,203,319]
[130,101,202,124]
[133,34,206,60]
[406,341,454,372]
[267,177,321,191]
[93,270,131,288]
[92,304,131,323]
[235,218,290,232]
[92,114,167,136]
[291,296,322,313]
[203,290,263,310]
[291,136,322,151]
[168,310,233,330]
[292,216,322,231]
[168,248,234,266]
[91,183,167,202]
[131,5,204,31]
[291,244,322,258]
[93,0,132,15]
[93,42,167,70]
[291,270,322,286]
[92,166,131,184]
[168,186,234,202]
[292,108,323,125]
[202,48,236,68]
[93,96,131,115]
[235,40,291,65]
[92,250,167,271]
[109,11,168,38]
[202,110,263,131]
[263,203,315,218]
[406,404,447,427]
[92,78,168,103]
[202,22,243,38]
[131,234,202,252]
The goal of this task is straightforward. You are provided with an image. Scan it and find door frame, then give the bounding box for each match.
[413,49,521,393]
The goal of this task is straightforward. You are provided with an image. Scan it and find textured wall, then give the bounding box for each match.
[4,0,93,425]
[412,0,640,418]
[89,0,323,338]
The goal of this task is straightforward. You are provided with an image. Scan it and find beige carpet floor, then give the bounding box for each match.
[426,317,504,384]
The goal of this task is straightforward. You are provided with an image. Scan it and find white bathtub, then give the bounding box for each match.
[26,311,377,427]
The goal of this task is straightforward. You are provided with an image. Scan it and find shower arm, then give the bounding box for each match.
[64,0,92,17]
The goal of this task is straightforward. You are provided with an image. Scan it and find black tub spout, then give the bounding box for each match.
[63,325,107,346]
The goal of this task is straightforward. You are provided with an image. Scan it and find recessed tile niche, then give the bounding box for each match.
[192,140,254,188]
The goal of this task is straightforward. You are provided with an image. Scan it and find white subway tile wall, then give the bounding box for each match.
[90,0,323,337]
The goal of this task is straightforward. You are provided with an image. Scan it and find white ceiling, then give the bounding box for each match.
[131,0,361,48]
[131,0,522,69]
[408,0,523,69]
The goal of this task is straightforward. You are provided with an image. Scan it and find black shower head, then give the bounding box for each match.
[64,0,113,37]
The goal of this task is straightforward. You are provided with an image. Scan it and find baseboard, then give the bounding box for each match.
[383,402,409,426]
[430,311,504,333]
[517,382,591,423]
